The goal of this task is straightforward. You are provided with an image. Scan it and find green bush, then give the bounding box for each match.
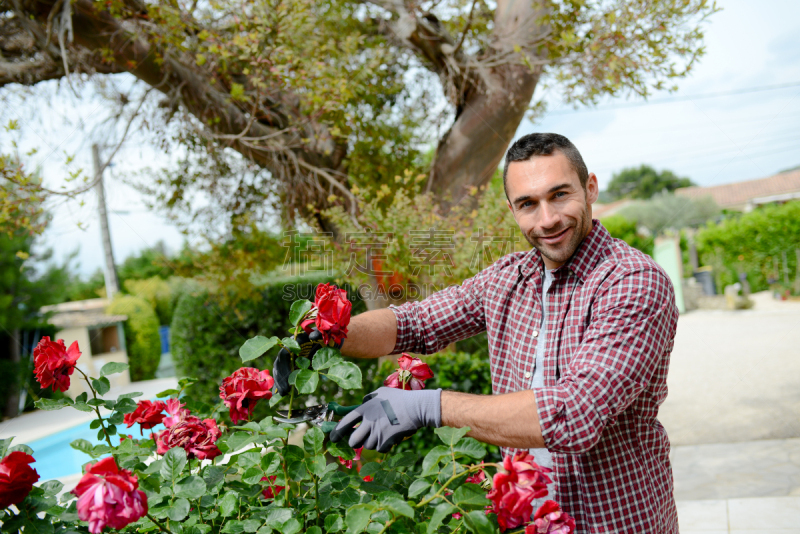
[696,201,800,293]
[107,295,161,381]
[170,275,372,412]
[601,215,653,255]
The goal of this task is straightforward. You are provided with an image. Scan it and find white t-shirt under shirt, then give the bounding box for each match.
[529,268,555,512]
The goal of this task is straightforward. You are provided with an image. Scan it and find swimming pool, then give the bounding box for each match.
[27,421,163,480]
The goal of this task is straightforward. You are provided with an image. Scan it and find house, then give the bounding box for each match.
[674,168,800,212]
[40,299,130,398]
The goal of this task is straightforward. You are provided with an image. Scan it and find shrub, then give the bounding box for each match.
[170,274,371,410]
[601,215,653,255]
[106,296,161,381]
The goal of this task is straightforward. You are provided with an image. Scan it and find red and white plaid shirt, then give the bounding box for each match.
[391,221,680,533]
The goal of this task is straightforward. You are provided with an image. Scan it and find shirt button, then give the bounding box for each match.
[533,331,539,338]
[524,371,532,379]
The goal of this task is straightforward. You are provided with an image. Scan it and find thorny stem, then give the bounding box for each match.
[146,513,175,534]
[375,518,396,534]
[314,473,321,527]
[280,438,293,508]
[76,367,115,449]
[414,464,491,508]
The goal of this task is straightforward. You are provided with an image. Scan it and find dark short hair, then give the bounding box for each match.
[502,133,589,198]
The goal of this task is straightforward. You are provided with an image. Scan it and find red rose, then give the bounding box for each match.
[219,367,274,424]
[487,452,552,531]
[124,400,167,433]
[0,451,40,509]
[260,476,285,500]
[362,475,374,482]
[305,283,351,346]
[526,501,576,534]
[155,402,222,460]
[33,337,81,392]
[337,446,363,469]
[452,512,463,520]
[72,457,147,534]
[384,354,434,390]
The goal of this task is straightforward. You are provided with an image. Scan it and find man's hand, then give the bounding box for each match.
[329,387,442,453]
[272,329,324,396]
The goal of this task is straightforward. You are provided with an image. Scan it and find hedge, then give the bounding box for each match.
[107,295,161,381]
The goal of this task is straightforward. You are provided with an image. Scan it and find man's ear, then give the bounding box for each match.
[585,173,599,205]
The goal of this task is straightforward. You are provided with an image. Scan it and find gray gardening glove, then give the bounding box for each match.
[330,387,442,453]
[273,329,324,397]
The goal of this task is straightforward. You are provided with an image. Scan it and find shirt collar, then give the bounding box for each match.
[519,219,611,283]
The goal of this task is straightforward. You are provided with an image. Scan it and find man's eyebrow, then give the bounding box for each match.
[547,183,572,194]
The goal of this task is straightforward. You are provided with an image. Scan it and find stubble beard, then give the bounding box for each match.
[525,205,593,266]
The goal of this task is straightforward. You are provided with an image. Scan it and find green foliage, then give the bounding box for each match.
[601,215,653,255]
[170,275,371,409]
[695,201,800,294]
[106,295,161,381]
[605,165,695,201]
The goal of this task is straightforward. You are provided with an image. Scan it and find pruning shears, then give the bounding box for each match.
[274,401,360,433]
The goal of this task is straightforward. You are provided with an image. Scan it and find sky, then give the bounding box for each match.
[3,0,800,278]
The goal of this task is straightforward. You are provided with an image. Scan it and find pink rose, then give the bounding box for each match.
[303,283,351,346]
[72,457,147,534]
[452,512,463,520]
[384,354,434,390]
[526,501,576,534]
[487,452,552,531]
[155,403,222,460]
[260,476,286,500]
[0,451,39,509]
[124,400,167,433]
[219,367,274,424]
[33,337,81,392]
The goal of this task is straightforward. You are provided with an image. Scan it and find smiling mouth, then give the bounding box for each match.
[538,227,570,244]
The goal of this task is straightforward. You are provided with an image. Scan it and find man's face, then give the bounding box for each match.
[505,151,599,270]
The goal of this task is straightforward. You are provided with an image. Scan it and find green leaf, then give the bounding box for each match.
[327,440,354,460]
[325,362,362,389]
[463,510,495,534]
[34,398,71,411]
[203,465,229,487]
[261,451,281,474]
[71,401,94,412]
[243,520,262,533]
[99,362,129,377]
[379,495,414,519]
[435,427,470,447]
[22,517,54,534]
[303,426,325,455]
[175,476,207,500]
[295,369,319,394]
[264,508,293,525]
[70,439,94,456]
[305,528,322,534]
[408,479,431,498]
[236,451,261,468]
[305,454,327,477]
[454,438,486,459]
[453,484,491,508]
[156,388,180,398]
[222,521,246,534]
[240,336,280,363]
[269,392,283,407]
[75,392,88,403]
[219,491,238,517]
[296,357,311,370]
[161,447,188,482]
[279,518,302,534]
[242,466,263,485]
[289,299,313,326]
[312,347,342,370]
[117,391,143,400]
[427,503,456,534]
[91,377,111,396]
[324,513,344,532]
[41,480,64,496]
[166,498,190,521]
[107,411,124,425]
[345,504,374,534]
[226,432,255,452]
[0,437,12,457]
[114,397,138,414]
[421,445,451,476]
[189,526,213,534]
[281,337,301,354]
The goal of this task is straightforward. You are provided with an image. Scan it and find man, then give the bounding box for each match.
[329,133,680,532]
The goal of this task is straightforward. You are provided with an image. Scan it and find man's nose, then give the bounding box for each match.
[538,202,560,231]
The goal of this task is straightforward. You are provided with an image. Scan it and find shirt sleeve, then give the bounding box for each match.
[533,266,679,454]
[389,265,494,355]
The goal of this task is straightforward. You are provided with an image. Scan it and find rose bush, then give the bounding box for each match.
[2,289,573,534]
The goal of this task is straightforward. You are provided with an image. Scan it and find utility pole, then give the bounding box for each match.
[93,144,120,300]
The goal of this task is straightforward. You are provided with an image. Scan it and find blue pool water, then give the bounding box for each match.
[27,421,164,480]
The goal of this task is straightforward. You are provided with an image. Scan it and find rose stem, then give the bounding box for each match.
[76,367,115,449]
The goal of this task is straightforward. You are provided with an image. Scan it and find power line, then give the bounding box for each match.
[546,81,800,115]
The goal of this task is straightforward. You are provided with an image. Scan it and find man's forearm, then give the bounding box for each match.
[441,390,545,449]
[340,308,398,359]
